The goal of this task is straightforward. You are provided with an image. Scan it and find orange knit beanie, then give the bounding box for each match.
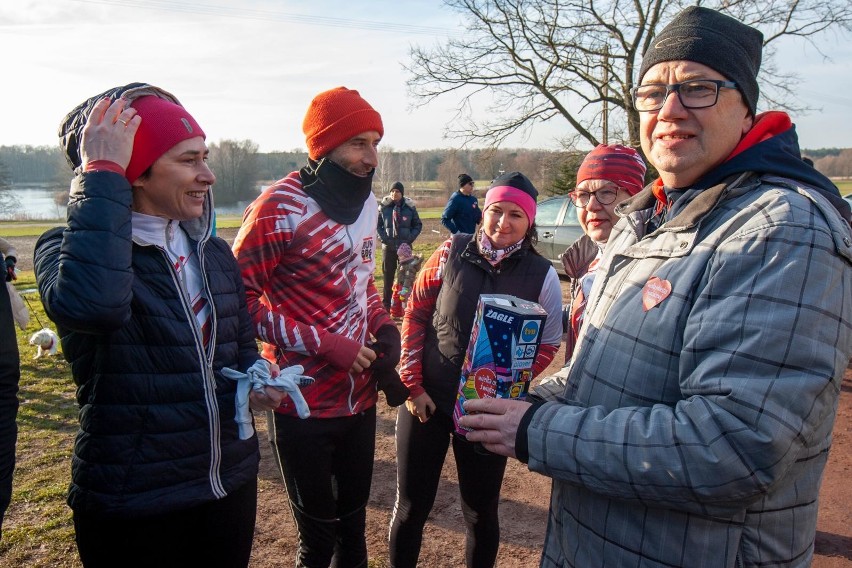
[302,87,383,160]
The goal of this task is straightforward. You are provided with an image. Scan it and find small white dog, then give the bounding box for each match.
[29,328,60,359]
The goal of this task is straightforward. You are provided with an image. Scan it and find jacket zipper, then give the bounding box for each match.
[162,241,226,499]
[344,225,358,414]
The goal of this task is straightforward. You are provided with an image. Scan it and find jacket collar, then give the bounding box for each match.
[561,234,601,279]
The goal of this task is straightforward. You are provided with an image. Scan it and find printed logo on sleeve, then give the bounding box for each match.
[361,237,374,263]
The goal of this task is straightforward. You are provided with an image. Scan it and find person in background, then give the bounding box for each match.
[377,181,422,311]
[0,238,27,331]
[389,242,423,318]
[0,238,16,283]
[0,236,19,541]
[34,83,290,567]
[441,173,481,234]
[459,7,852,568]
[232,86,402,568]
[562,145,646,361]
[388,171,563,568]
[533,144,646,400]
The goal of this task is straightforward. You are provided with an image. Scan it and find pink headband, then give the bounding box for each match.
[484,186,537,225]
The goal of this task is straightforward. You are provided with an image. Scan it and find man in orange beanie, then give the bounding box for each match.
[233,86,402,568]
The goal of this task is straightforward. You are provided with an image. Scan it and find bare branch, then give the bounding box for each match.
[406,0,851,150]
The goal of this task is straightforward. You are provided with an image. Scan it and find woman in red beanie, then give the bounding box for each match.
[35,84,289,568]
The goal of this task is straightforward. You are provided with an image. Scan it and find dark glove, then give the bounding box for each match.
[4,256,15,282]
[373,367,410,407]
[369,324,401,370]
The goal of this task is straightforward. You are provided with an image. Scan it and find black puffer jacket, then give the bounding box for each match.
[34,171,261,518]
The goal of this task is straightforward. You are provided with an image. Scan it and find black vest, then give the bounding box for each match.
[421,233,551,414]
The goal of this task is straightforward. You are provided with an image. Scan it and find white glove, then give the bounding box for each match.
[256,363,314,419]
[221,361,314,440]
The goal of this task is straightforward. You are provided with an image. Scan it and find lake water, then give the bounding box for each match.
[1,183,67,221]
[1,183,256,221]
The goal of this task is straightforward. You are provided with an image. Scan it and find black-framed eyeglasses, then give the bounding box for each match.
[569,188,622,208]
[631,80,738,112]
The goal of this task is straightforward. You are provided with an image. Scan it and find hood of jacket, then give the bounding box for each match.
[560,234,600,280]
[692,112,850,222]
[380,195,416,209]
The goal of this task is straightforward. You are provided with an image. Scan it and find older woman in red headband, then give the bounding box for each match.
[561,144,647,361]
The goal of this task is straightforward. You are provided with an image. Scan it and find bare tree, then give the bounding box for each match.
[208,139,260,205]
[817,149,852,178]
[376,145,400,193]
[406,0,852,150]
[0,159,21,217]
[436,152,466,196]
[400,152,417,188]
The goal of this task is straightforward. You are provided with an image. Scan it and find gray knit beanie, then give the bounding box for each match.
[638,6,763,115]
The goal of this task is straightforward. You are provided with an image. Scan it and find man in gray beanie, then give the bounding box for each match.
[458,6,852,568]
[637,6,763,116]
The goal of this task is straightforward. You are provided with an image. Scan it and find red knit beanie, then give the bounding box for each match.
[125,96,205,183]
[302,87,384,160]
[576,144,647,195]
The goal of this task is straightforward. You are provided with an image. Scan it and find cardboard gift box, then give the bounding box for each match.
[453,294,547,436]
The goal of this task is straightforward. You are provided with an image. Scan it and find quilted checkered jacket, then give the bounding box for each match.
[525,114,852,568]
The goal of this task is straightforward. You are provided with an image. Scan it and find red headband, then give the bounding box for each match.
[576,144,647,194]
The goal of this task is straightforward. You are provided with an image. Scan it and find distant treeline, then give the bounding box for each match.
[2,143,850,205]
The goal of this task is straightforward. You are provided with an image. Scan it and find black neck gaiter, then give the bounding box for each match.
[300,158,375,225]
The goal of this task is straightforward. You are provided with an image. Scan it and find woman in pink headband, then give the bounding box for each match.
[389,171,564,568]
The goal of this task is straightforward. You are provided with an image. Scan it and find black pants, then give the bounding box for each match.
[73,478,257,568]
[272,407,376,568]
[382,244,399,309]
[388,407,508,568]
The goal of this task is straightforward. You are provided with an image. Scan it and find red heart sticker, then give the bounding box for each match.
[642,277,672,311]
[473,367,497,399]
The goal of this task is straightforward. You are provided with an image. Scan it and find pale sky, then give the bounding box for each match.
[1,0,850,154]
